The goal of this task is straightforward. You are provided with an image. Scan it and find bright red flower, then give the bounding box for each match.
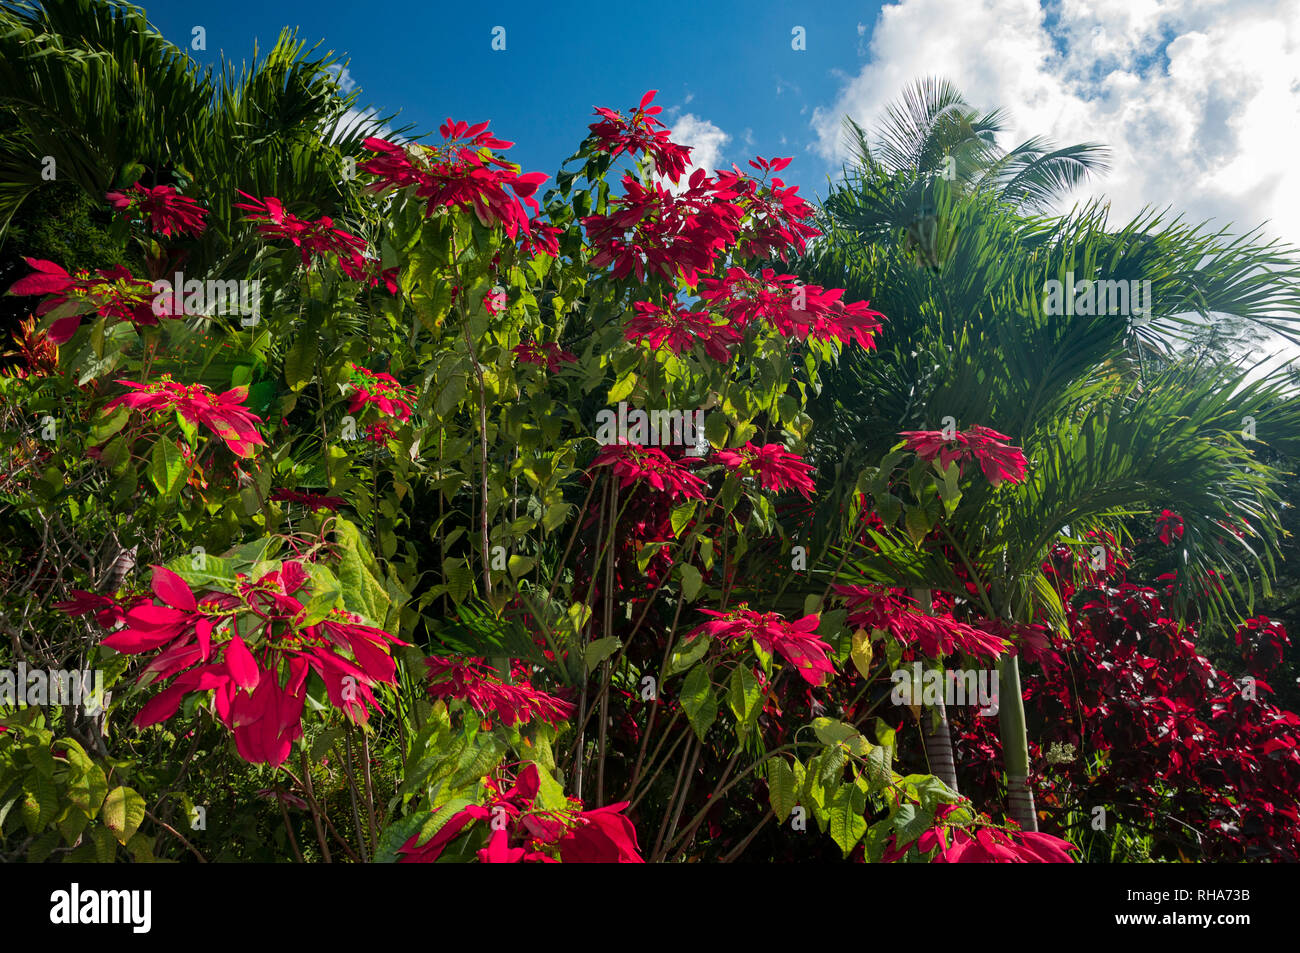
[8,258,159,344]
[1156,509,1185,546]
[360,125,547,241]
[687,607,835,687]
[626,300,741,363]
[398,762,643,863]
[711,158,821,259]
[698,267,883,349]
[233,192,367,269]
[105,183,208,238]
[835,585,1010,661]
[79,562,406,767]
[588,90,694,184]
[345,364,414,422]
[591,443,708,500]
[713,442,816,498]
[512,341,577,373]
[899,424,1028,486]
[582,172,743,285]
[424,657,574,727]
[104,377,267,458]
[881,803,1076,863]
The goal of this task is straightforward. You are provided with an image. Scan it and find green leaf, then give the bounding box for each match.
[584,636,620,673]
[148,438,186,496]
[679,664,717,741]
[850,628,874,680]
[284,328,319,392]
[669,500,698,537]
[829,784,868,857]
[679,564,702,602]
[101,786,146,845]
[665,635,710,677]
[768,759,797,821]
[727,664,761,732]
[812,718,859,746]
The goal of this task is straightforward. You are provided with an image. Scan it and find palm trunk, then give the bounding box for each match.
[996,653,1037,831]
[911,589,959,793]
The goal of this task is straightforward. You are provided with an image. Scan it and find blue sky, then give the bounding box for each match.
[143,0,887,200]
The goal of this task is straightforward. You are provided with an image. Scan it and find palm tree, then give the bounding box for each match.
[796,80,1300,831]
[0,0,396,254]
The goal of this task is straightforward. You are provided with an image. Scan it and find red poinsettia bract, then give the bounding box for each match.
[899,424,1028,487]
[360,122,547,242]
[233,192,367,269]
[713,442,816,498]
[881,804,1076,863]
[698,267,884,350]
[345,363,415,422]
[398,763,642,863]
[835,585,1010,661]
[107,374,269,457]
[8,258,160,344]
[687,608,835,687]
[588,90,694,184]
[512,340,577,372]
[425,656,574,727]
[105,377,267,458]
[591,443,708,501]
[70,563,406,766]
[106,183,208,238]
[626,300,741,363]
[1156,509,1185,546]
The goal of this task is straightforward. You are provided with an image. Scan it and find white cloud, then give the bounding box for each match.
[811,0,1300,249]
[810,0,1300,367]
[663,113,731,188]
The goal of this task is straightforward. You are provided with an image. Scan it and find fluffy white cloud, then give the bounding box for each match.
[664,113,731,188]
[811,0,1300,249]
[810,0,1300,366]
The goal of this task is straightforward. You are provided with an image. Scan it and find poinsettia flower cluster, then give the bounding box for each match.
[9,258,160,345]
[625,299,741,363]
[64,563,406,766]
[587,90,694,184]
[398,762,642,863]
[425,656,574,727]
[697,267,884,350]
[899,424,1028,486]
[952,543,1300,861]
[1156,508,1185,545]
[591,443,708,500]
[687,607,835,687]
[512,340,578,372]
[834,585,1010,661]
[105,182,208,238]
[880,803,1076,863]
[713,442,816,499]
[105,377,267,458]
[582,171,744,285]
[344,363,415,422]
[710,157,821,260]
[360,121,547,241]
[233,192,367,269]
